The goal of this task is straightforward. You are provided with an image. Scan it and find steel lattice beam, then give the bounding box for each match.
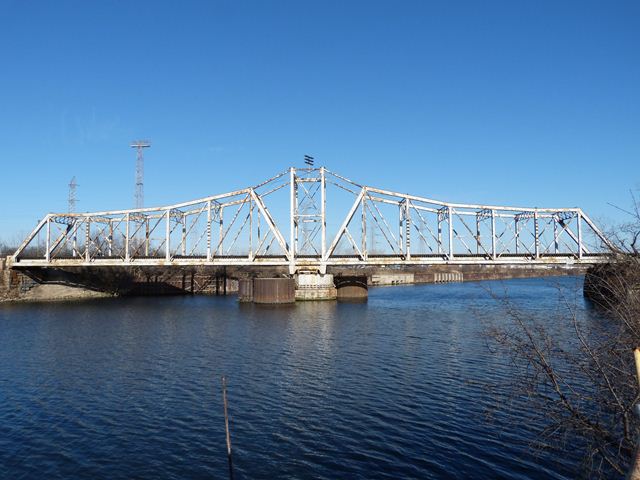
[12,166,613,271]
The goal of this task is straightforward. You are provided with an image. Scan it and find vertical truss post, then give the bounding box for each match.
[321,167,326,260]
[476,216,480,255]
[491,210,496,260]
[553,217,559,254]
[85,217,91,262]
[405,198,411,260]
[165,209,171,262]
[219,207,224,256]
[293,177,299,254]
[249,199,253,261]
[206,200,212,262]
[145,218,150,257]
[257,207,261,252]
[515,218,519,255]
[289,167,296,274]
[181,213,187,257]
[399,203,404,256]
[72,220,78,257]
[534,211,540,259]
[437,212,442,255]
[448,207,454,260]
[108,220,113,257]
[577,211,583,259]
[45,217,51,262]
[125,213,130,261]
[362,194,367,260]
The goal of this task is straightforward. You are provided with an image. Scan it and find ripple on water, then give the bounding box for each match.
[0,278,592,479]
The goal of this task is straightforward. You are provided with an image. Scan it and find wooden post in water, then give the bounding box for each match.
[627,348,640,480]
[221,375,234,480]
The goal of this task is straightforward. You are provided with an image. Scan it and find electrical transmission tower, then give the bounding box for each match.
[68,176,78,213]
[131,140,151,209]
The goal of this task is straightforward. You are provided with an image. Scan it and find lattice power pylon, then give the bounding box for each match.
[131,140,151,209]
[68,176,78,213]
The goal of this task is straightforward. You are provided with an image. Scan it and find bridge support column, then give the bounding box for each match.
[295,272,337,301]
[334,276,368,301]
[254,278,295,304]
[238,278,253,302]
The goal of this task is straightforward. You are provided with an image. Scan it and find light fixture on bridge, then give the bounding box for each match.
[304,155,314,167]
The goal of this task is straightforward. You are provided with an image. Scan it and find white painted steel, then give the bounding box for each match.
[12,166,612,269]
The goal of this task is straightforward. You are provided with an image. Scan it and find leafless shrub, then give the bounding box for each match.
[486,191,640,478]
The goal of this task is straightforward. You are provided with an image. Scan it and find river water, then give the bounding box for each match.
[0,277,598,479]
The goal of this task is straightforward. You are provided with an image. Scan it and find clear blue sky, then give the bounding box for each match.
[0,0,638,243]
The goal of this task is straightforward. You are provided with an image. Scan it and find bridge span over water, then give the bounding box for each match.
[12,167,611,275]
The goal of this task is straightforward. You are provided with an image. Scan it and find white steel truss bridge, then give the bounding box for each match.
[12,167,611,274]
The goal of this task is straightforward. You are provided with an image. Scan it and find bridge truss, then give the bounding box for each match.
[13,167,612,273]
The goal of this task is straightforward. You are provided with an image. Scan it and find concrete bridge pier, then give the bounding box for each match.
[334,276,368,300]
[295,271,337,301]
[238,272,369,303]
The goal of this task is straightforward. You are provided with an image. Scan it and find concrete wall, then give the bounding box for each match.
[371,273,414,286]
[331,263,587,285]
[295,273,337,301]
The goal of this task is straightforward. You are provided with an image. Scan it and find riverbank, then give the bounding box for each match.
[1,259,112,303]
[584,256,640,308]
